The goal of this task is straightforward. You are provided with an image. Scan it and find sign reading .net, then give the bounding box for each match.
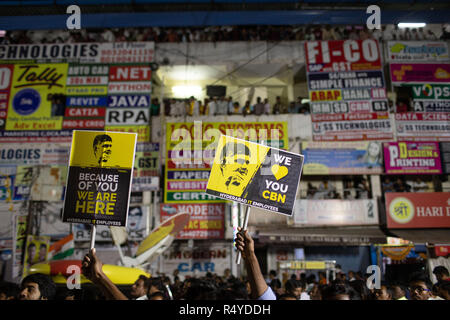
[305,39,392,141]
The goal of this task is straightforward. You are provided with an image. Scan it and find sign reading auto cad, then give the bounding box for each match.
[205,135,304,216]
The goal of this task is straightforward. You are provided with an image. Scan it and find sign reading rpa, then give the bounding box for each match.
[205,135,304,216]
[62,130,137,227]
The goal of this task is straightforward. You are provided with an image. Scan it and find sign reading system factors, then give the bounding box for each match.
[206,135,304,216]
[62,130,137,226]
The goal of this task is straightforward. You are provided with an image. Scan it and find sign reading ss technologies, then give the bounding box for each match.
[62,130,137,227]
[206,135,304,216]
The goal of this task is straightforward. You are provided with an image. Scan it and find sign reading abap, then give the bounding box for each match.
[206,135,304,216]
[62,130,137,227]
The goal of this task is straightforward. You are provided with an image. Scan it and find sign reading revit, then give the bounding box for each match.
[62,130,137,227]
[206,135,304,216]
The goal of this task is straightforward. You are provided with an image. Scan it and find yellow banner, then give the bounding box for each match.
[7,63,68,130]
[66,85,108,96]
[166,121,288,150]
[69,130,137,168]
[104,125,150,143]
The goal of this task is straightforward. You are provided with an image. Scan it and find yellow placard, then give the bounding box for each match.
[289,261,326,270]
[7,63,68,130]
[104,125,150,143]
[69,130,137,169]
[207,135,270,198]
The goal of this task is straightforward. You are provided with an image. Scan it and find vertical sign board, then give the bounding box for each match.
[62,130,137,226]
[305,39,393,141]
[206,135,304,216]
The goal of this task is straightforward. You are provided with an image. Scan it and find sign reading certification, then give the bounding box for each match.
[205,135,304,216]
[62,130,137,227]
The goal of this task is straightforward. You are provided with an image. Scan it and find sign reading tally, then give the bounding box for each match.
[62,130,137,227]
[205,135,304,216]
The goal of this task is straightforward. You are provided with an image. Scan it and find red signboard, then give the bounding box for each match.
[435,245,450,257]
[64,107,106,118]
[109,65,152,82]
[62,119,105,129]
[386,192,450,229]
[160,203,225,239]
[305,39,382,73]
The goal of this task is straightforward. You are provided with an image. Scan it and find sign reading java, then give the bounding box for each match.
[386,193,450,229]
[62,130,137,227]
[206,135,304,216]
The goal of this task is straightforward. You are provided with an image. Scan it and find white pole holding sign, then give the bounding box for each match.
[90,225,96,249]
[236,205,251,265]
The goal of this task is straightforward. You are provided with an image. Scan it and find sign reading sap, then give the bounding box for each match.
[108,95,150,107]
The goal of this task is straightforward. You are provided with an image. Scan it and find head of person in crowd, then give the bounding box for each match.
[390,284,408,300]
[218,278,249,300]
[19,273,56,300]
[433,266,450,282]
[310,284,324,300]
[268,269,277,280]
[148,291,166,300]
[278,293,298,300]
[349,279,370,300]
[321,282,358,300]
[55,287,82,300]
[130,275,149,299]
[284,279,302,299]
[373,285,393,300]
[183,278,218,300]
[148,277,167,297]
[270,278,283,296]
[437,281,450,300]
[0,281,20,300]
[409,272,433,300]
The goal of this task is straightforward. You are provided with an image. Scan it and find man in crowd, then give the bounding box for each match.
[130,275,150,300]
[409,273,433,300]
[252,97,265,116]
[19,273,56,300]
[433,266,450,283]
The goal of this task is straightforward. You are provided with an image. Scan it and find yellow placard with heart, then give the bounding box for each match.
[271,164,288,180]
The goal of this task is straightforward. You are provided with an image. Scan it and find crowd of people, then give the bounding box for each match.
[306,178,372,200]
[382,177,431,194]
[162,95,310,117]
[0,229,448,301]
[1,24,449,45]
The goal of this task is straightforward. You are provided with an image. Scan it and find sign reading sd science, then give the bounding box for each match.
[62,130,137,227]
[205,135,304,216]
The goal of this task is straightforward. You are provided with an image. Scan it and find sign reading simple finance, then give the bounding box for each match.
[205,135,304,216]
[62,130,137,227]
